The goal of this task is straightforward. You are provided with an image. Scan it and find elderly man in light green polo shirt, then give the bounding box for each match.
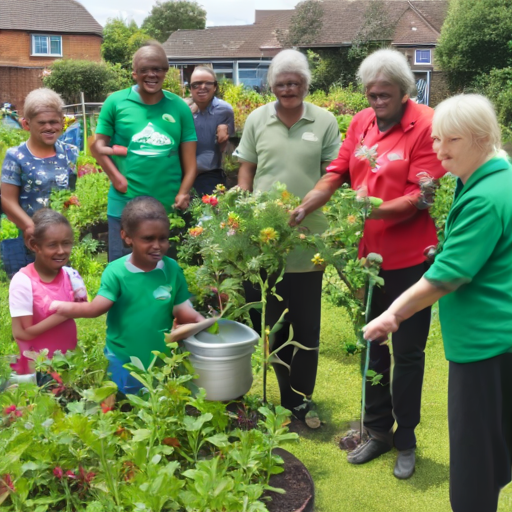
[235,49,340,425]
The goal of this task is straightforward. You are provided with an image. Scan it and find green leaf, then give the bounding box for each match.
[81,381,117,402]
[132,429,152,442]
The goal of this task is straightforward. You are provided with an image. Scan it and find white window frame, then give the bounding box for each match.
[414,49,431,65]
[31,35,63,57]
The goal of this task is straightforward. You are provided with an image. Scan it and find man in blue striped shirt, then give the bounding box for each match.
[189,67,235,195]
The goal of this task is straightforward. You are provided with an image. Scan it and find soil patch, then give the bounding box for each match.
[264,448,314,512]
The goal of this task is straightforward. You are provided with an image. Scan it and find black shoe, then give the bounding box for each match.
[347,437,392,465]
[394,448,415,479]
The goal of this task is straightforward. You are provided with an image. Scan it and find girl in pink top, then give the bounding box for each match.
[8,209,86,374]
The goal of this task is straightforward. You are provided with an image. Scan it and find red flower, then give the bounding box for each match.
[78,466,95,484]
[101,401,113,413]
[50,372,63,384]
[201,195,218,206]
[14,410,23,418]
[53,467,64,479]
[0,474,15,494]
[66,470,77,480]
[3,405,16,415]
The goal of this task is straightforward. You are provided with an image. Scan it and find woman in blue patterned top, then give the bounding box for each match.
[1,88,78,259]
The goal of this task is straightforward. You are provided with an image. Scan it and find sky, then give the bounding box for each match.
[78,0,300,28]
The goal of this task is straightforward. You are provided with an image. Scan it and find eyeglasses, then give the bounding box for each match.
[274,82,301,91]
[137,67,167,75]
[190,81,217,90]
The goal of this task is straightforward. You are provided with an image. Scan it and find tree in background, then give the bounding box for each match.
[102,18,151,69]
[306,0,395,92]
[141,1,207,43]
[277,0,324,48]
[43,60,132,104]
[436,0,512,91]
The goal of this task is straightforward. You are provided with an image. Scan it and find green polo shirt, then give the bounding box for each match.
[96,87,197,218]
[424,157,512,363]
[235,102,341,272]
[98,255,190,368]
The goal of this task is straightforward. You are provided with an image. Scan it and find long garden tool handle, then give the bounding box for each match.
[360,277,376,440]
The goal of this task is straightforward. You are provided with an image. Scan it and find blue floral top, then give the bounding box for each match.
[1,140,78,215]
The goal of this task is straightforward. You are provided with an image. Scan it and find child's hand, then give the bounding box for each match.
[49,301,72,316]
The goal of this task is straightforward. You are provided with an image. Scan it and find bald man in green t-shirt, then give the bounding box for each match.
[91,42,197,262]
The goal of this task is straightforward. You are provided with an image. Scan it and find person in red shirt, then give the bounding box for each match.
[290,48,445,478]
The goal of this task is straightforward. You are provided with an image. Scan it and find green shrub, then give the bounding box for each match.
[43,59,131,104]
[306,85,368,115]
[0,127,29,166]
[474,67,512,130]
[163,67,183,96]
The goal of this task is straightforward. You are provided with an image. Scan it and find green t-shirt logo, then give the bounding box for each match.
[153,285,172,301]
[130,123,174,156]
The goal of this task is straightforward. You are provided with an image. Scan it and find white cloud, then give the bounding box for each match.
[78,0,299,27]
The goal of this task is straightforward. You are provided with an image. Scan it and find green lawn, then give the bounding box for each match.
[259,301,512,512]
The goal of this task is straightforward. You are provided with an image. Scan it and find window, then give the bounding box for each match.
[414,49,431,65]
[32,35,62,57]
[237,62,270,91]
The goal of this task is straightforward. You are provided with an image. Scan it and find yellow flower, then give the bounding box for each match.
[220,222,226,229]
[347,215,357,224]
[311,253,325,266]
[281,190,291,201]
[259,227,279,244]
[189,226,204,237]
[299,234,306,240]
[227,212,240,229]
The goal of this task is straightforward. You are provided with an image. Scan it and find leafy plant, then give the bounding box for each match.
[0,341,297,511]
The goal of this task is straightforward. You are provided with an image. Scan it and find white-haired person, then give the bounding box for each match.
[1,88,78,274]
[91,41,197,262]
[236,49,341,425]
[364,94,512,512]
[290,48,445,474]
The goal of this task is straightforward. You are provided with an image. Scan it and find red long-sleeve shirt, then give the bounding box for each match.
[327,100,446,270]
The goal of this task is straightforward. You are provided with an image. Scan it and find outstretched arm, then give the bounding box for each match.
[289,172,345,226]
[363,277,448,342]
[50,295,114,319]
[173,301,205,325]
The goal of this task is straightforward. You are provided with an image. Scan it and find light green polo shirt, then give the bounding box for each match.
[98,255,190,368]
[235,102,341,272]
[96,87,197,218]
[424,157,512,363]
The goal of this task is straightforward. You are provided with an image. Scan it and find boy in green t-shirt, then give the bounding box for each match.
[91,41,198,262]
[51,196,204,395]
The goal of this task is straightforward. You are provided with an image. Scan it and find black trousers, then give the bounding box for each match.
[448,353,512,512]
[193,169,225,197]
[244,271,324,410]
[364,262,431,450]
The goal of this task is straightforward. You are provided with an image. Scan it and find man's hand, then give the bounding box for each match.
[289,206,307,227]
[23,223,35,248]
[112,174,128,194]
[174,193,191,210]
[362,310,401,342]
[216,124,230,145]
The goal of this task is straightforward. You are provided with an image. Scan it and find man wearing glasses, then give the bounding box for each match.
[91,41,197,261]
[189,67,234,196]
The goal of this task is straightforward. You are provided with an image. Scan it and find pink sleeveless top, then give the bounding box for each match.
[12,263,77,374]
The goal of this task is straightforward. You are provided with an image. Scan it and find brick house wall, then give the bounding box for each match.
[0,66,43,112]
[0,30,101,115]
[0,31,102,66]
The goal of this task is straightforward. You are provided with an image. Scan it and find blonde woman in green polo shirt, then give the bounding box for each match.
[364,94,512,512]
[236,49,341,424]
